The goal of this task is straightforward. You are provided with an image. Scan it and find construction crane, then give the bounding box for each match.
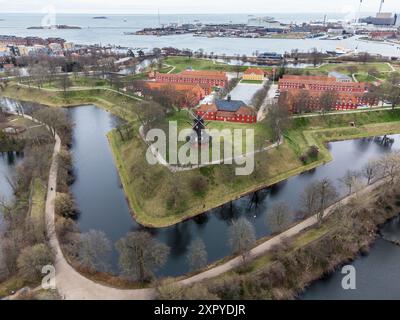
[378,0,384,14]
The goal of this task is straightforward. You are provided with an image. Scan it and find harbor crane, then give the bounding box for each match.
[378,0,384,14]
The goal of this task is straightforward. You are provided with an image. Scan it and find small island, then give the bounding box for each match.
[27,25,82,30]
[93,16,108,19]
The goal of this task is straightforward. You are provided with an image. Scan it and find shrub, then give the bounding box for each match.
[55,193,77,218]
[190,176,208,196]
[307,145,319,159]
[17,244,52,281]
[299,154,308,164]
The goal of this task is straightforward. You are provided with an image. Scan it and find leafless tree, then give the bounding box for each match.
[379,152,400,184]
[116,231,170,282]
[76,230,111,272]
[228,217,256,261]
[268,98,291,144]
[17,243,52,281]
[361,159,380,185]
[186,238,208,272]
[379,72,400,110]
[266,202,292,234]
[300,178,338,225]
[59,74,72,97]
[339,170,360,195]
[293,89,311,114]
[319,90,339,114]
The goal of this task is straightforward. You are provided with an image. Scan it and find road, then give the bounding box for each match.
[257,83,277,122]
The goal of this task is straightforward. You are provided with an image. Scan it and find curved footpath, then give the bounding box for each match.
[31,112,385,299]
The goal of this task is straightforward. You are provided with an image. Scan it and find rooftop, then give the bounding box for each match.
[215,98,247,112]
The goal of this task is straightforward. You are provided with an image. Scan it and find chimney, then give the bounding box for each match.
[227,95,231,102]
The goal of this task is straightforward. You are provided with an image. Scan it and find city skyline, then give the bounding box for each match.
[0,0,398,14]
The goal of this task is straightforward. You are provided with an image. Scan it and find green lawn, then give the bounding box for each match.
[314,62,392,74]
[289,62,394,83]
[240,79,264,84]
[163,56,248,73]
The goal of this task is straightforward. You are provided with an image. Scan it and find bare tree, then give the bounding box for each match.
[300,178,338,225]
[228,217,256,261]
[379,152,400,184]
[319,90,339,114]
[361,159,380,185]
[32,107,72,143]
[59,74,72,97]
[339,170,360,195]
[379,72,400,110]
[268,98,291,144]
[76,230,111,272]
[266,202,292,234]
[116,231,170,282]
[17,244,52,281]
[293,89,311,114]
[186,238,208,272]
[310,47,323,67]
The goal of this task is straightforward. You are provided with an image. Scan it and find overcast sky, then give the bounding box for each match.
[0,0,398,14]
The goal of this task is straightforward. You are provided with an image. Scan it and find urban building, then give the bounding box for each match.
[243,68,265,81]
[278,75,373,112]
[155,70,227,93]
[196,96,257,123]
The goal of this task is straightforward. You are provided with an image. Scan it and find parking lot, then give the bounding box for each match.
[228,80,266,105]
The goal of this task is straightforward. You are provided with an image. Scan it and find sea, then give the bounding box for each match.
[0,13,400,57]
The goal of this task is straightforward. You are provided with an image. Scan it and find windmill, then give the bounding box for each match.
[186,109,212,148]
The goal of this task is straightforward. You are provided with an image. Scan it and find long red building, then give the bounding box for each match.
[155,70,228,93]
[196,96,257,123]
[278,75,373,111]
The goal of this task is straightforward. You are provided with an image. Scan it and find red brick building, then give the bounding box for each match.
[278,75,373,111]
[155,70,228,93]
[196,96,257,123]
[145,82,207,108]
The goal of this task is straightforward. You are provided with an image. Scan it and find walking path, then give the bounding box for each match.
[9,111,388,300]
[139,125,282,173]
[257,83,277,122]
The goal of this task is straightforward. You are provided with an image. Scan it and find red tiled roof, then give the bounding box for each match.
[146,82,204,93]
[244,68,264,75]
[197,103,218,112]
[156,70,227,81]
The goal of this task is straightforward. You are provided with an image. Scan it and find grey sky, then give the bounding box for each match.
[1,0,398,14]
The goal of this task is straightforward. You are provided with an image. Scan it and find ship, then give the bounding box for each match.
[326,47,353,56]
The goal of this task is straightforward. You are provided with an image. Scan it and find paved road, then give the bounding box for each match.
[257,83,277,122]
[229,80,265,105]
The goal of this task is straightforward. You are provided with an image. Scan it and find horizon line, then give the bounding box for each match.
[0,11,379,15]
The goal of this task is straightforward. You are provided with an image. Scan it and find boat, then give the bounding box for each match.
[326,47,353,56]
